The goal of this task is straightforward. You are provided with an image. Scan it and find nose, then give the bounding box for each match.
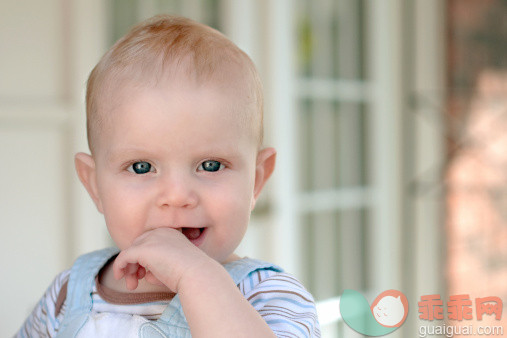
[156,172,198,209]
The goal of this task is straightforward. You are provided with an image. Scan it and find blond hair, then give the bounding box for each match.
[86,15,263,153]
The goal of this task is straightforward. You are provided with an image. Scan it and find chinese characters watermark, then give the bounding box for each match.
[418,294,503,322]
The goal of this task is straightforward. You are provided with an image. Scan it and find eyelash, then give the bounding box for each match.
[125,160,154,175]
[123,159,227,174]
[198,160,225,172]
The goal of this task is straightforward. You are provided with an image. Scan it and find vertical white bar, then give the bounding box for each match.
[221,0,265,261]
[336,0,364,293]
[309,0,339,298]
[413,0,445,297]
[221,0,259,63]
[70,0,111,261]
[266,0,301,277]
[366,0,403,290]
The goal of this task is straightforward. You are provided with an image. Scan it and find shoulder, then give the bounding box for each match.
[239,269,321,337]
[240,269,316,309]
[15,270,70,338]
[41,269,71,318]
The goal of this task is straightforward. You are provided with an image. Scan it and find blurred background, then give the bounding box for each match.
[1,0,506,337]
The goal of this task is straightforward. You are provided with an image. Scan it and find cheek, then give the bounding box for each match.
[100,182,133,217]
[205,176,254,218]
[98,175,150,210]
[201,181,253,245]
[97,177,152,247]
[203,185,250,260]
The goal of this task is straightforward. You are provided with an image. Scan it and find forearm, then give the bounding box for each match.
[178,260,276,338]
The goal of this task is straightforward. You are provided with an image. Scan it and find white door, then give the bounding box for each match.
[0,1,110,335]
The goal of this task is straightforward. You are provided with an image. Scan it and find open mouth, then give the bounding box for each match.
[181,227,206,246]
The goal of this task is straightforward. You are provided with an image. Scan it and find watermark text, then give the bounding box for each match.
[419,324,504,337]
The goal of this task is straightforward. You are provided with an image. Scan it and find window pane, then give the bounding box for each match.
[297,99,369,191]
[297,0,365,80]
[301,208,369,301]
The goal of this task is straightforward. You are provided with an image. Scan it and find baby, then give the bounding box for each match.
[16,15,320,337]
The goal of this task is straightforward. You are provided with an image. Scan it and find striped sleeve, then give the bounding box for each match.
[15,270,70,338]
[240,270,321,337]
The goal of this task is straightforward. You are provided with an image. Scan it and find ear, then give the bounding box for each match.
[75,152,104,213]
[251,147,277,210]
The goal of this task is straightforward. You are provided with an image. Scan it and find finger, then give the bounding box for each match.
[125,272,139,291]
[113,254,128,280]
[113,252,140,280]
[114,265,125,281]
[126,263,139,276]
[137,265,146,279]
[125,263,141,290]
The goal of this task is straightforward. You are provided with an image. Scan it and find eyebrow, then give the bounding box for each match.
[104,146,247,163]
[104,148,159,163]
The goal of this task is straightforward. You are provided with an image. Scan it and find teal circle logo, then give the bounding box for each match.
[340,289,409,336]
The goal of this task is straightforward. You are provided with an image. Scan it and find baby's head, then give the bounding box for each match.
[75,15,276,264]
[86,15,264,154]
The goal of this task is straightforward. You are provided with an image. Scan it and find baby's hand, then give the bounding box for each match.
[112,227,213,292]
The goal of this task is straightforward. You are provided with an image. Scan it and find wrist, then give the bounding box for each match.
[177,257,229,295]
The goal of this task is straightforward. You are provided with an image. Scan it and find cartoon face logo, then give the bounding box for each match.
[371,290,409,328]
[340,289,409,336]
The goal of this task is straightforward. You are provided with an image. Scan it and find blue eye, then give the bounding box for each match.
[131,161,152,174]
[200,160,223,172]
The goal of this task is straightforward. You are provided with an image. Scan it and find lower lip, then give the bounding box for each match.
[188,228,207,247]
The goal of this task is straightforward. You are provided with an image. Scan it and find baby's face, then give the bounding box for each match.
[91,79,262,263]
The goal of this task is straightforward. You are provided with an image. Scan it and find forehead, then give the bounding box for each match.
[94,78,257,159]
[95,63,259,135]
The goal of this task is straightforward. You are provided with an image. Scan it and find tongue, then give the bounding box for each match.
[182,228,201,240]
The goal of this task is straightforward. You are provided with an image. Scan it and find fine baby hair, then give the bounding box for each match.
[85,14,264,154]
